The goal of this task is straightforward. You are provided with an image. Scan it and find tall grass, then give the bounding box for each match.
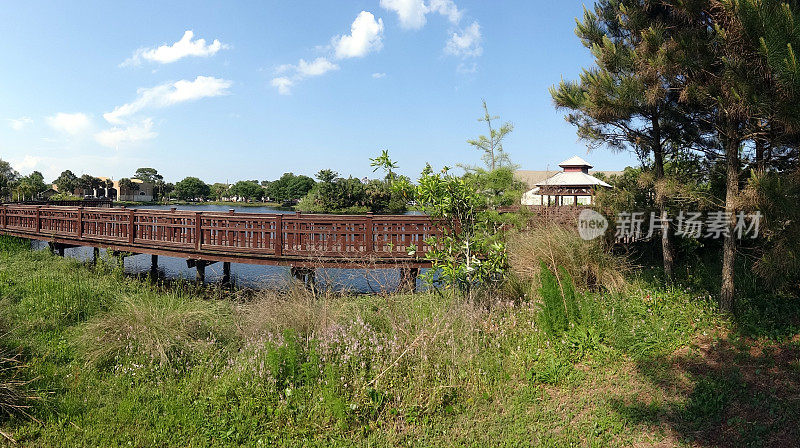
[0,235,723,446]
[76,291,236,369]
[507,224,628,292]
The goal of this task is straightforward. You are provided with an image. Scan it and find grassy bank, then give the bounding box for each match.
[0,235,798,446]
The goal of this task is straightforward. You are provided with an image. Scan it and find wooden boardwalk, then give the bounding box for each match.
[0,205,439,269]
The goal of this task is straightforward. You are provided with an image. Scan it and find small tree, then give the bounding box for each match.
[370,149,399,183]
[134,167,162,184]
[77,175,102,197]
[15,172,46,201]
[467,100,514,171]
[53,170,78,196]
[211,183,230,201]
[395,165,508,296]
[175,177,210,201]
[117,178,139,197]
[230,181,263,202]
[0,159,19,200]
[315,169,338,184]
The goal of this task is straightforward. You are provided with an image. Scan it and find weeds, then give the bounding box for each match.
[0,235,783,447]
[76,291,236,370]
[508,224,628,292]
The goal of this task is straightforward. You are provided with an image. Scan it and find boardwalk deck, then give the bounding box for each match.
[0,205,439,268]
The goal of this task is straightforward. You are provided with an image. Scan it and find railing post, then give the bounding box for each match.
[365,212,374,254]
[77,207,83,239]
[128,209,135,244]
[274,214,283,256]
[35,206,41,233]
[195,212,202,250]
[1,204,5,229]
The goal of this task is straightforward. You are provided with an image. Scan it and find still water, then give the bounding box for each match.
[30,204,423,293]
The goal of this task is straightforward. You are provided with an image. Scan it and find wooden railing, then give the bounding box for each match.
[0,205,440,267]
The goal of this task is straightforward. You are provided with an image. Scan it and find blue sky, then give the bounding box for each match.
[0,0,640,184]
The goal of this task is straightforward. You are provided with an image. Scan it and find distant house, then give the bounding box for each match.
[516,156,619,206]
[40,188,59,200]
[97,177,154,202]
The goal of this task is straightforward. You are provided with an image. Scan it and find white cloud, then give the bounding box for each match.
[271,77,295,95]
[122,30,228,66]
[333,11,384,59]
[445,21,483,58]
[8,117,33,131]
[47,112,92,135]
[429,0,462,24]
[380,0,462,29]
[270,58,338,95]
[104,76,232,124]
[372,72,387,79]
[95,118,157,148]
[456,62,477,74]
[380,0,428,29]
[296,58,340,77]
[271,10,385,94]
[12,155,41,173]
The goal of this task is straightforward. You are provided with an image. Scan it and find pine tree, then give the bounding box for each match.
[551,0,695,282]
[666,0,800,313]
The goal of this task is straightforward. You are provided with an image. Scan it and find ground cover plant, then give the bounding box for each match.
[0,233,796,447]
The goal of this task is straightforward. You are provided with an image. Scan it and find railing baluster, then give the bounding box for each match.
[275,214,283,256]
[128,209,135,243]
[195,212,202,250]
[365,213,374,254]
[77,207,83,239]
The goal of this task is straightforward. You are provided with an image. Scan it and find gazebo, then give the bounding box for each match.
[520,156,612,206]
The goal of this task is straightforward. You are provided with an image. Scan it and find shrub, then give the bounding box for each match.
[537,262,580,336]
[507,224,628,292]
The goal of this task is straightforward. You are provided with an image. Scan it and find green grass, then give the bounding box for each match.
[0,235,797,446]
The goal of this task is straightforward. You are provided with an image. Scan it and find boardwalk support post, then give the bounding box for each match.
[222,262,231,286]
[49,242,65,257]
[150,254,159,280]
[274,214,283,257]
[93,247,100,265]
[399,267,419,292]
[196,261,206,283]
[109,250,126,270]
[290,266,315,290]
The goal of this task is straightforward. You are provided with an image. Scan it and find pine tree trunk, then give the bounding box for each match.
[755,135,765,172]
[652,115,674,282]
[720,130,740,314]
